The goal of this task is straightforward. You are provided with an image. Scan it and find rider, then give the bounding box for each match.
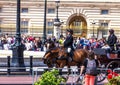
[107,29,117,52]
[64,29,74,61]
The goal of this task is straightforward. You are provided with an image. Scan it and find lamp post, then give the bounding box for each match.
[54,0,61,39]
[11,0,25,71]
[92,20,95,38]
[43,0,47,44]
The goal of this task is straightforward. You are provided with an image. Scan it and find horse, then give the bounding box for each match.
[57,47,88,74]
[43,46,88,74]
[46,40,56,50]
[43,47,60,67]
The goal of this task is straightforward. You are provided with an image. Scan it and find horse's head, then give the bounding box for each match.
[46,41,56,50]
[43,48,59,67]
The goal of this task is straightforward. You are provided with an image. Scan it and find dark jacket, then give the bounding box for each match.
[64,34,73,49]
[107,34,117,51]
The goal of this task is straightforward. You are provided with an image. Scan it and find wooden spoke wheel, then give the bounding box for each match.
[106,61,120,70]
[97,68,107,83]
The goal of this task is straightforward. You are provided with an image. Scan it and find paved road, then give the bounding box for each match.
[0,75,108,85]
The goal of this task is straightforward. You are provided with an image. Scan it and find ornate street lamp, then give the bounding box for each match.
[54,0,61,39]
[11,0,25,71]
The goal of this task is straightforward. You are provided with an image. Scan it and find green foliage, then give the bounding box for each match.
[34,69,66,85]
[105,76,120,85]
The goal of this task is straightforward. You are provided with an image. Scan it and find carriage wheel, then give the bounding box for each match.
[97,68,107,83]
[96,59,107,83]
[106,61,119,70]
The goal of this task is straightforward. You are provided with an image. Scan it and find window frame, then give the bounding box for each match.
[47,8,55,14]
[0,7,2,12]
[101,9,109,15]
[21,8,28,13]
[47,21,54,26]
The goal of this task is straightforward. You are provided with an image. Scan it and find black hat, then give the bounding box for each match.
[109,29,114,34]
[66,29,73,34]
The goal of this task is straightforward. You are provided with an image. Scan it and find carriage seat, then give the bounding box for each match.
[110,50,119,59]
[93,48,120,59]
[93,48,107,56]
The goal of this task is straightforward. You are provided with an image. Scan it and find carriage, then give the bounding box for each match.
[93,48,120,82]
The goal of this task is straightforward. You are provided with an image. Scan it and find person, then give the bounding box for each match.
[80,51,99,85]
[101,43,111,58]
[107,29,117,52]
[63,29,74,62]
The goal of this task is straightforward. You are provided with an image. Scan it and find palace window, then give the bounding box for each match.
[21,21,28,27]
[48,8,55,14]
[47,21,53,26]
[99,22,108,36]
[101,10,109,14]
[0,7,2,12]
[100,22,108,27]
[21,20,28,33]
[47,29,53,34]
[21,8,28,13]
[21,28,28,33]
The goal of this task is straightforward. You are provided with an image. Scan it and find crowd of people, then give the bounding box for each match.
[0,29,119,53]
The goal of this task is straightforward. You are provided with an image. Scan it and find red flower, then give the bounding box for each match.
[112,72,119,77]
[107,69,119,81]
[107,69,112,74]
[107,74,113,80]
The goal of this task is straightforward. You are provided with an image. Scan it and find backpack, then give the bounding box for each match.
[86,58,98,76]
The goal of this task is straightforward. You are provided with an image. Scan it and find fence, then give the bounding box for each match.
[0,66,120,85]
[0,55,120,85]
[33,67,81,85]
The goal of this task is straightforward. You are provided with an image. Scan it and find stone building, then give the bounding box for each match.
[0,0,120,39]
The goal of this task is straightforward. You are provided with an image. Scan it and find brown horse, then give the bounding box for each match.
[58,47,88,67]
[58,47,88,73]
[43,47,88,74]
[43,47,60,67]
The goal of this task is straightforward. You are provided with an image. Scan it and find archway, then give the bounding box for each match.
[67,13,87,38]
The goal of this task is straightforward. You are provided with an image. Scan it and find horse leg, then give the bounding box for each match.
[77,64,81,75]
[68,66,71,75]
[59,62,66,75]
[59,69,62,75]
[56,64,62,75]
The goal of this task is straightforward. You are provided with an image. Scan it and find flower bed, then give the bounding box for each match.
[34,69,66,85]
[105,69,120,85]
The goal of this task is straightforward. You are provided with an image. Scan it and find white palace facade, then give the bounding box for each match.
[0,0,120,39]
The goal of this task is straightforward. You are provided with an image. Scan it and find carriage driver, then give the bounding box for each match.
[64,29,74,62]
[107,29,117,52]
